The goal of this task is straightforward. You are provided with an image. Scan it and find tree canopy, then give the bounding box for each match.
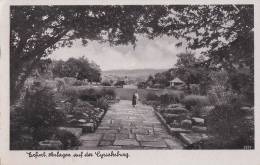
[10,5,254,102]
[52,57,101,82]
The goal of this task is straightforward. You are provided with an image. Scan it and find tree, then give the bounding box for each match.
[52,57,101,82]
[10,5,253,103]
[153,72,171,88]
[10,6,171,102]
[114,80,125,87]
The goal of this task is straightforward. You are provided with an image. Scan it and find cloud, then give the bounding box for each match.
[50,36,188,71]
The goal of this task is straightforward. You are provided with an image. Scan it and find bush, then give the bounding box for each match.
[73,80,84,86]
[62,86,79,97]
[79,88,116,102]
[10,86,66,149]
[54,129,81,149]
[206,102,254,149]
[95,97,109,111]
[181,95,210,109]
[146,92,159,101]
[100,88,116,100]
[101,81,112,86]
[114,80,125,87]
[23,87,66,129]
[79,88,101,102]
[160,92,185,105]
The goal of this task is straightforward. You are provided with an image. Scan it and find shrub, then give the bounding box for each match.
[23,87,66,129]
[206,102,254,149]
[159,92,185,105]
[191,105,214,118]
[10,86,66,149]
[208,85,243,106]
[100,88,116,100]
[114,80,125,87]
[146,92,159,101]
[79,88,101,102]
[181,95,210,109]
[95,97,109,111]
[101,81,112,86]
[54,129,81,149]
[73,80,84,86]
[79,88,116,102]
[62,86,79,97]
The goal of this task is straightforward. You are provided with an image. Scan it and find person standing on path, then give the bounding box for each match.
[132,91,139,107]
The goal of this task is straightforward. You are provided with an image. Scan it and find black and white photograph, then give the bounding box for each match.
[8,4,254,151]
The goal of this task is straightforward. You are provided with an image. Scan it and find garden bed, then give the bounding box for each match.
[153,104,209,149]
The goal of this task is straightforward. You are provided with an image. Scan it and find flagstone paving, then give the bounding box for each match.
[79,100,184,149]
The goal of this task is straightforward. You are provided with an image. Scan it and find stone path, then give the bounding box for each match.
[79,100,184,149]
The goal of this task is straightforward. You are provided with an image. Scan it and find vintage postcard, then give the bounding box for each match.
[0,0,260,164]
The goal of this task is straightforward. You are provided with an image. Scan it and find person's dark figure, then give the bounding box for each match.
[132,91,139,107]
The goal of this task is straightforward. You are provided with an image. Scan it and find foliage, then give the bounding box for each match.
[181,95,210,109]
[137,82,147,89]
[206,103,254,149]
[205,69,254,148]
[101,81,112,86]
[146,92,160,101]
[160,92,185,105]
[54,129,81,149]
[114,80,126,87]
[153,72,171,88]
[52,57,101,82]
[10,5,253,103]
[62,86,80,98]
[10,86,66,149]
[95,97,109,111]
[77,87,116,103]
[207,70,245,106]
[22,87,65,129]
[100,88,116,100]
[72,80,86,86]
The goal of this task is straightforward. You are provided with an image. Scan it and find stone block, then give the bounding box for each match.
[38,140,63,150]
[115,133,129,140]
[79,140,99,148]
[136,134,160,142]
[164,138,184,149]
[140,141,167,148]
[167,104,186,109]
[192,117,205,126]
[78,123,95,133]
[80,133,103,141]
[78,119,87,123]
[163,113,187,122]
[170,128,192,134]
[179,133,209,145]
[132,128,149,135]
[113,139,140,146]
[99,140,113,146]
[192,126,207,133]
[102,133,116,141]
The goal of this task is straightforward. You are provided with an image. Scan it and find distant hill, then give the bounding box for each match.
[102,68,167,82]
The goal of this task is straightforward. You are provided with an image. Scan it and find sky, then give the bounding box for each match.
[50,35,190,71]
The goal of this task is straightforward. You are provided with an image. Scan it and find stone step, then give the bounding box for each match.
[179,133,209,146]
